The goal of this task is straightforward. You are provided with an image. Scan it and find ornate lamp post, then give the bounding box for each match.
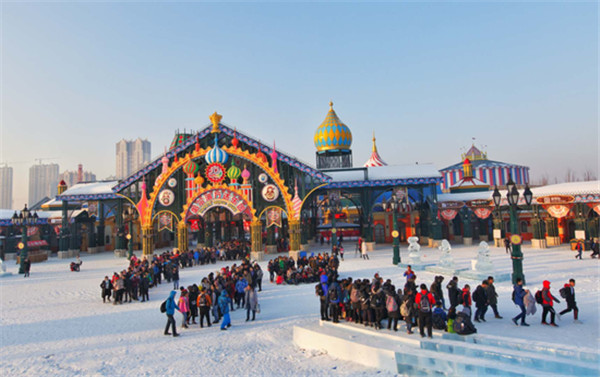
[493,179,533,284]
[383,193,409,265]
[123,206,137,260]
[327,193,342,253]
[11,205,38,274]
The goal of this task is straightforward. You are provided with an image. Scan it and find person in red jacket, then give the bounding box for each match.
[415,284,436,338]
[541,280,561,327]
[461,284,472,318]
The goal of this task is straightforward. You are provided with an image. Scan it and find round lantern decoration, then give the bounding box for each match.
[167,178,177,188]
[182,159,199,176]
[262,184,280,202]
[258,173,268,184]
[227,160,241,183]
[510,234,522,246]
[205,163,226,184]
[159,189,175,207]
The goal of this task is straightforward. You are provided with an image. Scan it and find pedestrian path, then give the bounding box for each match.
[293,320,600,376]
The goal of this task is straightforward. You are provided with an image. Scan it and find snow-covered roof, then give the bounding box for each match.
[0,209,53,220]
[438,180,600,204]
[531,181,600,197]
[325,164,442,189]
[57,180,120,201]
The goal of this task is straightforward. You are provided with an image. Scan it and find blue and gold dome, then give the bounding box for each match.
[314,102,353,152]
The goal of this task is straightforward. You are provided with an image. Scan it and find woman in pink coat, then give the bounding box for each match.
[178,290,190,329]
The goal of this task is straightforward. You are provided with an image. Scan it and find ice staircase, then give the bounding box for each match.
[293,320,600,376]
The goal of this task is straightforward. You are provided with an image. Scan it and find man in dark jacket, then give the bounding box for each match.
[472,280,488,322]
[511,278,529,326]
[446,277,460,310]
[430,276,445,309]
[559,279,581,324]
[328,279,342,323]
[486,276,502,319]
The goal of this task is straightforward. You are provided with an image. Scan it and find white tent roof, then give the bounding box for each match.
[327,164,441,183]
[60,181,119,196]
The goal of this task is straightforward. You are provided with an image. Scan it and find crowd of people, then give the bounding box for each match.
[99,241,250,305]
[161,258,262,336]
[315,264,582,338]
[267,253,340,285]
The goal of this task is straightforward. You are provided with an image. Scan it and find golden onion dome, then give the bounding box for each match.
[314,101,353,152]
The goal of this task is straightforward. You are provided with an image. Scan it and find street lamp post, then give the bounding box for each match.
[123,207,137,260]
[11,205,38,274]
[493,179,532,285]
[327,193,341,253]
[383,193,409,265]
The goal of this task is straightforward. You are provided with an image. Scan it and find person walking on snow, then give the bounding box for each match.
[218,289,232,330]
[541,280,561,327]
[164,290,180,337]
[486,276,502,319]
[511,278,529,326]
[575,241,583,260]
[559,279,581,324]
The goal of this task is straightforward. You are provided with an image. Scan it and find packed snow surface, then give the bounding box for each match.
[1,243,599,376]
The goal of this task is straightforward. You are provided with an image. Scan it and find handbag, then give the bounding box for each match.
[256,304,261,314]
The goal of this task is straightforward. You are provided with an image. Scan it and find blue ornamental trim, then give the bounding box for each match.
[574,194,600,203]
[0,219,48,226]
[325,177,442,189]
[57,193,119,201]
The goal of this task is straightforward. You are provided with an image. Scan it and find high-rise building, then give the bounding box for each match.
[59,164,97,188]
[116,138,151,179]
[29,163,59,206]
[0,164,13,209]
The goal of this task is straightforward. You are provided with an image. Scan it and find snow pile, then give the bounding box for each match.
[1,242,598,376]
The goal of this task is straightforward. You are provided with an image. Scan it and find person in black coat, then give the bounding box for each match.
[430,276,445,309]
[140,273,150,302]
[446,276,460,310]
[100,276,113,303]
[472,280,489,322]
[559,279,581,323]
[23,258,31,277]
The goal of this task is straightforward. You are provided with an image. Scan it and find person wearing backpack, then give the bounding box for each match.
[541,280,561,327]
[197,287,212,328]
[473,280,489,323]
[328,279,342,323]
[401,287,415,334]
[218,289,232,330]
[163,290,181,337]
[370,284,385,330]
[415,284,436,338]
[559,279,581,324]
[386,287,400,331]
[511,277,529,327]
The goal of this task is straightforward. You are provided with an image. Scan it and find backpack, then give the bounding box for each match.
[400,301,409,317]
[198,294,207,307]
[535,290,543,304]
[420,293,431,313]
[559,287,568,299]
[511,290,516,303]
[315,284,324,297]
[160,300,167,313]
[386,295,398,312]
[328,286,338,302]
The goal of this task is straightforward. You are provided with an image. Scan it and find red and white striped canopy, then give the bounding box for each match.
[363,133,387,167]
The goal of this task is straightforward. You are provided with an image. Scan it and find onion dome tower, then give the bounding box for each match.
[205,135,229,165]
[182,160,199,199]
[314,101,353,169]
[363,132,387,167]
[227,160,241,186]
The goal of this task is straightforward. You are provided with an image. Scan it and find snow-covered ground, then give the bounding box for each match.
[1,242,599,376]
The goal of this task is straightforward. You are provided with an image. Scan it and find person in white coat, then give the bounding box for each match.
[245,284,259,321]
[361,240,369,260]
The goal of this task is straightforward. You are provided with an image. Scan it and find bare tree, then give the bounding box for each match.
[564,168,577,182]
[582,169,597,181]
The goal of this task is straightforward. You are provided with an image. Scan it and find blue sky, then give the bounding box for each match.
[1,2,597,207]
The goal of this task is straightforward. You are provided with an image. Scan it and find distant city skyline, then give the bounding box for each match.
[116,138,151,179]
[1,2,597,209]
[28,163,59,207]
